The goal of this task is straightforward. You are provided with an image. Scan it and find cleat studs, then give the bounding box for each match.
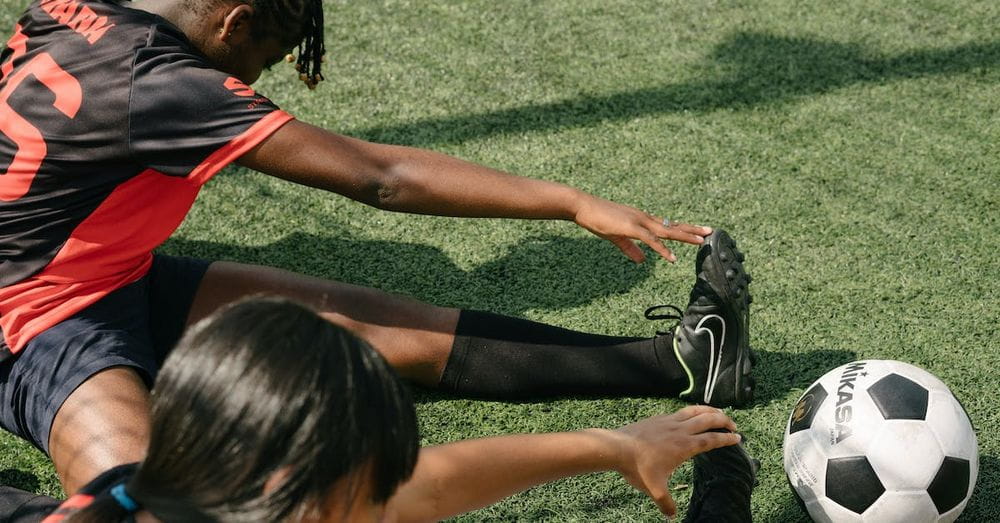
[726,269,737,280]
[734,287,742,297]
[746,274,753,284]
[720,252,730,262]
[736,251,745,262]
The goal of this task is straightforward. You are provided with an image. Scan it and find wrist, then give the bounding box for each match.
[565,187,593,222]
[580,428,631,473]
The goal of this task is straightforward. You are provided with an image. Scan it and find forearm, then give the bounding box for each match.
[371,143,587,219]
[237,120,590,220]
[389,429,621,522]
[238,120,707,263]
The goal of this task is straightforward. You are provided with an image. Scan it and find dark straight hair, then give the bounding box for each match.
[69,296,419,522]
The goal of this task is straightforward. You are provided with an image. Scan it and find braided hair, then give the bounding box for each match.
[185,0,327,89]
[251,0,326,88]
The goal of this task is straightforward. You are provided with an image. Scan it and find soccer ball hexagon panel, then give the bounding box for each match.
[783,360,978,522]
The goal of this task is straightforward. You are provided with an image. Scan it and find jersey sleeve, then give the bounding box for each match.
[128,40,292,184]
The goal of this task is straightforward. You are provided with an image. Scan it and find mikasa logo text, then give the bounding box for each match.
[832,361,867,444]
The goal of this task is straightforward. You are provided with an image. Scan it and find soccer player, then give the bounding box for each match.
[0,0,755,496]
[45,298,758,522]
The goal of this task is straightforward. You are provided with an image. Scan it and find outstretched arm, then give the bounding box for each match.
[386,405,740,521]
[237,120,711,262]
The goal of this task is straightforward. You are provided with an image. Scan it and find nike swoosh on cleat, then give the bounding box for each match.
[694,314,726,404]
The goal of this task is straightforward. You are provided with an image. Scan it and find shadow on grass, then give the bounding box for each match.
[0,472,60,522]
[162,232,653,315]
[963,454,999,521]
[350,32,1000,146]
[752,347,857,407]
[0,469,38,491]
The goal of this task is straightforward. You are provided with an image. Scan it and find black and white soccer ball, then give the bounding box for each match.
[783,360,978,522]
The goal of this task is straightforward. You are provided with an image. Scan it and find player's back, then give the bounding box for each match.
[0,0,290,358]
[0,0,189,287]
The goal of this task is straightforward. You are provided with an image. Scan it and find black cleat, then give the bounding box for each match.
[647,229,755,408]
[684,431,759,523]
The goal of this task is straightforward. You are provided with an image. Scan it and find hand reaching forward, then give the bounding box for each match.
[607,405,741,518]
[572,194,713,263]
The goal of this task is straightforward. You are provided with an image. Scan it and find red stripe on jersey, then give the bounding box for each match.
[0,111,293,354]
[41,493,95,522]
[188,110,292,185]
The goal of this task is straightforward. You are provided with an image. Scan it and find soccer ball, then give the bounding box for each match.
[783,360,978,522]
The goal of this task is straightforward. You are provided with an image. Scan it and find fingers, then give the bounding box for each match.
[673,404,726,421]
[651,218,713,245]
[684,409,738,434]
[635,230,676,263]
[584,204,710,262]
[645,479,677,519]
[625,215,710,263]
[692,430,742,454]
[671,221,713,237]
[613,237,646,264]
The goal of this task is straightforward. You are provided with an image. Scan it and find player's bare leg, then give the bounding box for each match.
[48,367,152,494]
[188,261,460,386]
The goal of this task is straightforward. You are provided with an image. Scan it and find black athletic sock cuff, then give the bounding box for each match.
[684,485,753,523]
[439,309,687,398]
[454,309,642,345]
[440,326,473,390]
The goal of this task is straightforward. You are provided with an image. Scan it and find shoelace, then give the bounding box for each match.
[643,304,683,336]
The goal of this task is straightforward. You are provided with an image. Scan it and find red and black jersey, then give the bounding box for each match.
[0,0,294,359]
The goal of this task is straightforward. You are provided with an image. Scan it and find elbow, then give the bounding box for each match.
[392,481,447,523]
[369,167,406,211]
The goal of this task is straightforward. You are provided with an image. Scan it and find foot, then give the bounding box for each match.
[684,430,759,523]
[673,229,754,407]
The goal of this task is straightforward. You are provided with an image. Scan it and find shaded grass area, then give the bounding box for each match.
[2,0,999,520]
[352,33,1000,147]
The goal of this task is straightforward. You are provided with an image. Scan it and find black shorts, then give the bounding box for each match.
[0,254,211,454]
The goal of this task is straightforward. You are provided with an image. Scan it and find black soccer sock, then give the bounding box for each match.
[684,432,756,523]
[438,309,689,399]
[684,481,753,523]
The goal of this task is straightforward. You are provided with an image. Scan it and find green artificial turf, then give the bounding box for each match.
[2,0,998,520]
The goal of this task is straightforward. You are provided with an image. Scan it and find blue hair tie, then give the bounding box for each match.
[110,484,139,513]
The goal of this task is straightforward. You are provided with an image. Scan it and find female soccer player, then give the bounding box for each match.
[45,298,756,522]
[0,0,753,494]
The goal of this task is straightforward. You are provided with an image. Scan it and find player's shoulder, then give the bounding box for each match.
[18,0,234,87]
[132,26,217,80]
[22,0,161,48]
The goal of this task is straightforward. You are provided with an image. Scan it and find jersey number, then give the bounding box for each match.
[0,26,82,202]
